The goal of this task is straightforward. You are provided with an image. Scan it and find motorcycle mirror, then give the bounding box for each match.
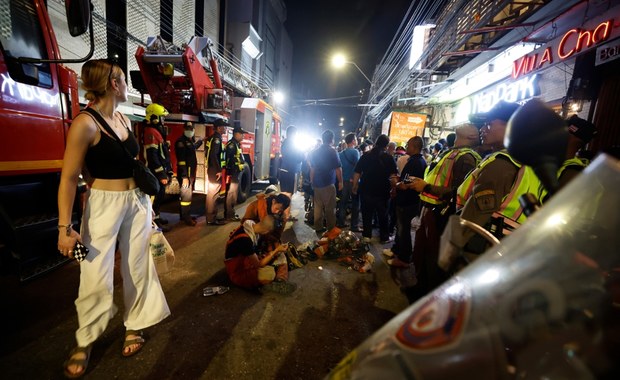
[504,98,568,195]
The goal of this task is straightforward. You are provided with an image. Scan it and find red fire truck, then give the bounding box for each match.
[133,36,282,202]
[0,0,92,280]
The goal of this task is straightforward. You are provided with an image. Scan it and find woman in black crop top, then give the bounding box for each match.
[57,59,170,378]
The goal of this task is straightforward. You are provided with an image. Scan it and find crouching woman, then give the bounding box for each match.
[224,215,296,294]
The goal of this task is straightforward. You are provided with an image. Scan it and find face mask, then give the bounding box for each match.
[184,130,194,138]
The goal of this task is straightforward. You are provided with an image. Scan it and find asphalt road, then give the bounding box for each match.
[0,190,408,379]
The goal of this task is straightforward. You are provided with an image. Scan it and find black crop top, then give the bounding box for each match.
[84,114,139,179]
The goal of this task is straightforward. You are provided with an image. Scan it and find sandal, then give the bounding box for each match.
[122,330,145,357]
[63,345,92,379]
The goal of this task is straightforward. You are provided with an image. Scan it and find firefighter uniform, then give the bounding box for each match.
[143,123,172,225]
[174,126,203,225]
[205,119,228,224]
[225,126,247,220]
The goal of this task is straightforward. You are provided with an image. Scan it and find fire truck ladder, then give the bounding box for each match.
[142,36,267,101]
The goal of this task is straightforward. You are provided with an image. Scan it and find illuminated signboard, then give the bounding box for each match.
[453,74,540,124]
[595,37,620,66]
[513,19,615,79]
[388,112,427,145]
[472,74,540,114]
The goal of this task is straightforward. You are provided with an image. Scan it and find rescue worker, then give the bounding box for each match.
[558,115,597,189]
[439,100,543,271]
[143,103,172,230]
[241,192,291,252]
[225,124,247,221]
[205,118,228,225]
[403,123,481,303]
[174,121,203,226]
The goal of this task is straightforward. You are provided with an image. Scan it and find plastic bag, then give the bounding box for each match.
[165,176,181,195]
[150,227,175,274]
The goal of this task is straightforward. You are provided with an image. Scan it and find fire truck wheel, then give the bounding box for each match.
[237,163,252,203]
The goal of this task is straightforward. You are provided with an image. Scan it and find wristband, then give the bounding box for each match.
[423,184,431,193]
[58,224,73,236]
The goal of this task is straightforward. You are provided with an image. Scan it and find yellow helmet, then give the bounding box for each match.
[145,103,169,124]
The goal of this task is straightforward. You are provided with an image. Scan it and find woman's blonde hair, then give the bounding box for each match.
[81,59,120,101]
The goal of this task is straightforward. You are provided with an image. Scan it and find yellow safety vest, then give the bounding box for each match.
[228,141,244,171]
[558,157,589,179]
[419,147,481,205]
[205,135,226,169]
[457,150,542,229]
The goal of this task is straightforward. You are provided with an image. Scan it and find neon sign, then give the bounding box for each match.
[512,20,614,79]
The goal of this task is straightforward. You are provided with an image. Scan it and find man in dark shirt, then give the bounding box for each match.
[225,125,247,221]
[279,126,305,196]
[205,118,228,225]
[352,134,398,243]
[174,121,203,226]
[309,130,343,232]
[388,136,427,267]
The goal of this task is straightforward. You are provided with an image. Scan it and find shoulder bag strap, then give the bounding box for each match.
[83,107,135,160]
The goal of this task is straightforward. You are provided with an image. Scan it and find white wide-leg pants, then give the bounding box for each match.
[75,188,170,347]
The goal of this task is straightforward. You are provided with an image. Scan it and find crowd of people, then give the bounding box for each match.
[299,99,597,305]
[56,59,599,378]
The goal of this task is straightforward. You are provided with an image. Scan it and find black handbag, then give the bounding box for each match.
[83,108,160,195]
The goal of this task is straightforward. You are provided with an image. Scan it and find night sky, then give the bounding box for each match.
[282,0,412,139]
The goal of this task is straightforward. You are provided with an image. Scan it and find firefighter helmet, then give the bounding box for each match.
[145,103,169,124]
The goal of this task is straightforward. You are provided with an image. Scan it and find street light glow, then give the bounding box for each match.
[332,53,347,68]
[330,53,372,84]
[273,91,285,104]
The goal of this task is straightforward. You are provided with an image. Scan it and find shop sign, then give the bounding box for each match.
[595,38,620,66]
[513,19,614,79]
[388,112,426,145]
[471,74,540,114]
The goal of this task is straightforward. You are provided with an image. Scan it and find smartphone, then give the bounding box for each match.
[73,241,90,262]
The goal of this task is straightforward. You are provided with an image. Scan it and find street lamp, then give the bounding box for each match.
[331,53,372,84]
[272,90,285,105]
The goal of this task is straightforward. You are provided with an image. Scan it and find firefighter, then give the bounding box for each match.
[205,118,228,225]
[143,103,173,230]
[174,121,203,226]
[439,100,543,271]
[225,124,247,221]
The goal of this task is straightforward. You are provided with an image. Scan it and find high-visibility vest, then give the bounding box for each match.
[558,157,589,179]
[456,150,542,228]
[227,140,245,172]
[205,135,226,169]
[419,147,481,205]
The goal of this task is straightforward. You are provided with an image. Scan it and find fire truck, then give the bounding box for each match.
[132,36,282,202]
[0,0,92,280]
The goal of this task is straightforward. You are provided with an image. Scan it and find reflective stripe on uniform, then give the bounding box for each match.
[558,157,589,178]
[457,150,542,225]
[419,148,480,205]
[205,137,226,169]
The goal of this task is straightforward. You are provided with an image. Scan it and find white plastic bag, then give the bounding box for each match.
[150,227,175,274]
